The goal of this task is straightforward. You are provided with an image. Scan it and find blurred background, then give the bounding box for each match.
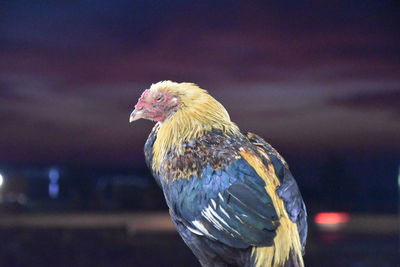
[0,0,399,266]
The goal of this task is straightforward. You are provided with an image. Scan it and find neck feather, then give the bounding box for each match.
[152,93,239,173]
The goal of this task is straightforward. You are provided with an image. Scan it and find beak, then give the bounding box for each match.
[129,109,143,123]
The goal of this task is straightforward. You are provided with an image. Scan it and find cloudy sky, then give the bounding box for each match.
[0,0,399,167]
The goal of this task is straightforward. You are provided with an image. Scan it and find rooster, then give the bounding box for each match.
[130,81,307,267]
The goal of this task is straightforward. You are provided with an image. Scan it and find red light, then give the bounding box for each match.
[314,212,350,225]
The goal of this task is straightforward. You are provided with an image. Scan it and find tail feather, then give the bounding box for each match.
[283,249,304,267]
[251,245,304,267]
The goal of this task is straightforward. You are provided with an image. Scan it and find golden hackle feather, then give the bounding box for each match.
[240,149,304,267]
[150,81,239,174]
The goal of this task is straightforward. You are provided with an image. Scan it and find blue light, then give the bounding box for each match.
[49,168,60,183]
[48,168,60,199]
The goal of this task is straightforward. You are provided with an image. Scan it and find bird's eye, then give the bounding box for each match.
[137,106,143,111]
[156,95,163,102]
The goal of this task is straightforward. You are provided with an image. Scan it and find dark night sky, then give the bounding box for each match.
[0,0,399,167]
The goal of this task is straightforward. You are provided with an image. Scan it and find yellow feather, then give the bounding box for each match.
[240,150,304,267]
[150,81,239,175]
